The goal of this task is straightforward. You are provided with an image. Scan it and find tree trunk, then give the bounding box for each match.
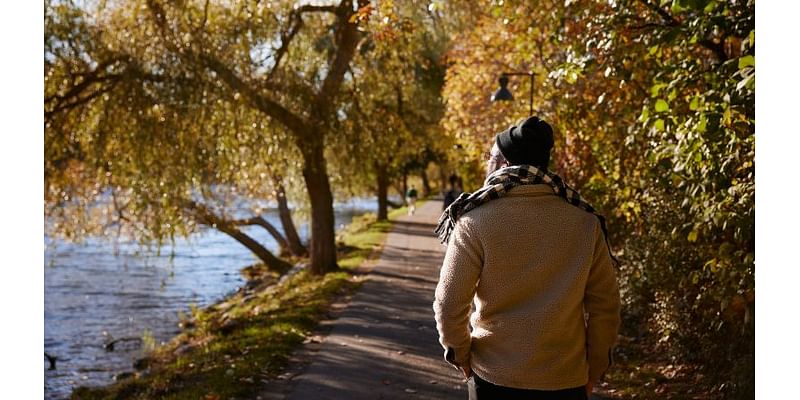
[420,167,431,197]
[402,173,408,205]
[274,179,308,257]
[216,224,292,274]
[187,201,292,274]
[376,162,389,221]
[300,137,338,275]
[232,216,290,258]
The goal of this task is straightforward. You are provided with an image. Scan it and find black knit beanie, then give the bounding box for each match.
[495,116,554,168]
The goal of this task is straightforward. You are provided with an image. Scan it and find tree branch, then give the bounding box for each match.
[637,0,679,27]
[198,53,309,134]
[184,200,292,273]
[635,0,727,61]
[267,11,304,81]
[314,0,366,117]
[630,22,675,30]
[231,215,289,250]
[698,38,727,62]
[45,81,118,119]
[295,4,338,14]
[145,0,311,138]
[201,0,210,30]
[45,56,124,105]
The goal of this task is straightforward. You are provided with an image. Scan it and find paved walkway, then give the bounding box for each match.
[264,200,464,399]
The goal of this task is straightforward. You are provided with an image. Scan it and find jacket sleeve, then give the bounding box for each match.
[433,219,482,370]
[584,222,622,383]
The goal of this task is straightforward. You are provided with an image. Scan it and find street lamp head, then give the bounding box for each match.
[491,75,514,102]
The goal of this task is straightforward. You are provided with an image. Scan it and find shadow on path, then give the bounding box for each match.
[260,201,464,400]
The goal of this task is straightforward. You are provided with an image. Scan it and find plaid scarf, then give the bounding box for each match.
[434,165,618,266]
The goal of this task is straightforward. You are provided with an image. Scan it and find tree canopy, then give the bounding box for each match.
[45,0,754,396]
[45,0,448,273]
[440,0,754,396]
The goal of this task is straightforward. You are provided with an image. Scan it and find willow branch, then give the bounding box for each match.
[295,4,337,14]
[199,53,309,134]
[314,0,365,116]
[145,0,310,135]
[267,12,304,81]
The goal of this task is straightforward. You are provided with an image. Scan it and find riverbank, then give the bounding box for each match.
[71,206,411,400]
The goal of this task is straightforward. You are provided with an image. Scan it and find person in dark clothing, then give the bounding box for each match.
[443,174,462,211]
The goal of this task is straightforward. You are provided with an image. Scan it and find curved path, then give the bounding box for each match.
[262,200,464,399]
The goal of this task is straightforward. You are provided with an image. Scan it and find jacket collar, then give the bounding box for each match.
[504,184,555,198]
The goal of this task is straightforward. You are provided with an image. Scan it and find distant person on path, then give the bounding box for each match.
[406,185,418,216]
[443,174,463,211]
[433,116,621,400]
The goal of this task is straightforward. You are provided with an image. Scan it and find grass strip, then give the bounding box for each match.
[73,206,410,400]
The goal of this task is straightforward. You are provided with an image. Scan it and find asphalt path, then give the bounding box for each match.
[262,200,464,400]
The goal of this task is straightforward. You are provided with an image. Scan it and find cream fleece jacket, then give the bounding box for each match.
[433,184,621,390]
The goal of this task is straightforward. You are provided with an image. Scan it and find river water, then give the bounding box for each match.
[44,199,378,399]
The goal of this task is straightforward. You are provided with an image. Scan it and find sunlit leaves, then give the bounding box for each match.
[654,99,670,113]
[440,0,753,394]
[44,0,310,246]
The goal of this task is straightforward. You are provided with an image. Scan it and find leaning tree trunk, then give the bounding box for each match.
[376,162,389,221]
[274,179,308,257]
[187,201,292,274]
[215,224,292,274]
[300,137,338,275]
[232,216,291,258]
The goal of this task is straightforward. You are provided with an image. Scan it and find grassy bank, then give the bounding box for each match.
[72,206,410,400]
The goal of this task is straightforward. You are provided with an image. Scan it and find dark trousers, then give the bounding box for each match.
[468,373,588,400]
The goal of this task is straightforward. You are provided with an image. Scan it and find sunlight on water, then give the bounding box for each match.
[44,200,377,399]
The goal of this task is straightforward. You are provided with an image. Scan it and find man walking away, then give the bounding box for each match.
[433,116,621,400]
[443,174,463,211]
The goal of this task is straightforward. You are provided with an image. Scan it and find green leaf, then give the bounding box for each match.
[722,106,732,125]
[639,107,650,122]
[566,70,578,84]
[654,118,665,131]
[655,99,669,113]
[738,55,755,69]
[689,96,700,111]
[737,72,755,92]
[667,88,678,102]
[671,0,685,13]
[650,83,666,98]
[688,229,699,242]
[696,114,707,132]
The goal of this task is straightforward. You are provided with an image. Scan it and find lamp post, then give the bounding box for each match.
[491,72,536,116]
